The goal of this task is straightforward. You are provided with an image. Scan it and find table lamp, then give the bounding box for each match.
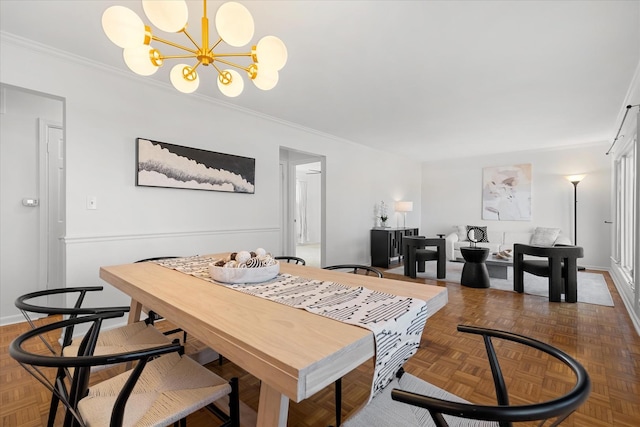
[395,201,413,228]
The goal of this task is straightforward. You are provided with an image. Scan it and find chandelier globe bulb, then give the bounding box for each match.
[215,2,255,47]
[256,36,287,71]
[252,66,279,91]
[142,0,188,33]
[123,45,159,76]
[170,64,200,93]
[102,6,147,48]
[218,69,244,97]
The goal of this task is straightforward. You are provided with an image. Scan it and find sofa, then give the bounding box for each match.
[445,225,572,261]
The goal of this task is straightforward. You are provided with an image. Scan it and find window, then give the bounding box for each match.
[614,140,636,287]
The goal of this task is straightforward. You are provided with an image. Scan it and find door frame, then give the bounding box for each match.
[279,148,325,266]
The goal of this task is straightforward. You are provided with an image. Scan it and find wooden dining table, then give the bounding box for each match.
[99,254,448,427]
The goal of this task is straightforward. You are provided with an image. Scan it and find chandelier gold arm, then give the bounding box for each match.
[181,28,200,50]
[215,58,252,73]
[213,51,253,59]
[211,63,233,86]
[190,60,204,72]
[207,38,224,56]
[158,54,198,60]
[151,35,198,55]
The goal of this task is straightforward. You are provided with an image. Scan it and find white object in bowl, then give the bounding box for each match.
[209,261,280,284]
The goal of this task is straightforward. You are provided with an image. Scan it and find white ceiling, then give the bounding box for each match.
[2,0,639,162]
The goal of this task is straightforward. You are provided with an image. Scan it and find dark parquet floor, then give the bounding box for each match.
[1,267,638,426]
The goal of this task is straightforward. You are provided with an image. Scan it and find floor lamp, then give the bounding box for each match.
[394,201,413,228]
[567,174,586,271]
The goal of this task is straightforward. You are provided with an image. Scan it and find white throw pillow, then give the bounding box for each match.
[455,225,467,241]
[530,227,560,246]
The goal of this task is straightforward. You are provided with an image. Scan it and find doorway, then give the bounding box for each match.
[0,84,65,325]
[279,148,325,267]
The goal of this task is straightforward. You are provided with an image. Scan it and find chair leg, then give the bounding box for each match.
[436,260,445,279]
[204,378,239,427]
[335,377,342,427]
[564,257,579,303]
[549,259,563,302]
[229,377,240,427]
[46,391,60,427]
[514,257,524,293]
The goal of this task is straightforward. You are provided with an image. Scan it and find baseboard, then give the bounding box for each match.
[0,312,44,327]
[610,264,640,336]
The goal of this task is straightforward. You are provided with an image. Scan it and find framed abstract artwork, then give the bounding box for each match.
[136,138,255,193]
[482,163,531,221]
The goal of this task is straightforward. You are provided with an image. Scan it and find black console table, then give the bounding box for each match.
[371,227,419,268]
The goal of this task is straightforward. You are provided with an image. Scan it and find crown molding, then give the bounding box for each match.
[0,31,366,151]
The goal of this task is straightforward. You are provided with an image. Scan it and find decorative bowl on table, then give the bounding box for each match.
[208,249,280,284]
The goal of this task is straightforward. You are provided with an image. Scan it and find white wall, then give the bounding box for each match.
[0,34,423,324]
[421,143,612,269]
[0,87,63,323]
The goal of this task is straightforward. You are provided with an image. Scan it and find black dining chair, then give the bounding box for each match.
[136,256,227,366]
[513,244,584,302]
[135,256,188,340]
[274,255,307,265]
[323,264,383,277]
[343,324,591,426]
[10,311,240,427]
[322,263,383,426]
[15,286,173,427]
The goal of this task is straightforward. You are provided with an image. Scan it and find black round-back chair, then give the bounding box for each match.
[343,324,591,427]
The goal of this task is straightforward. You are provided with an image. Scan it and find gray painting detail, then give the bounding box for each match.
[136,138,255,193]
[482,163,532,221]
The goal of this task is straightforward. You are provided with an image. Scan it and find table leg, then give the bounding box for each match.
[127,299,143,324]
[486,263,508,279]
[257,382,289,427]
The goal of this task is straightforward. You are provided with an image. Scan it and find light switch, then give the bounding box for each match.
[22,198,39,207]
[87,196,97,210]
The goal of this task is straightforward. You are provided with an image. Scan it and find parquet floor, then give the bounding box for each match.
[1,268,638,426]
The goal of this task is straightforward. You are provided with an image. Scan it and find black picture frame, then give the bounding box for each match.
[136,138,255,194]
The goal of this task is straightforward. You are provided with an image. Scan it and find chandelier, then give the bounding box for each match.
[102,0,287,97]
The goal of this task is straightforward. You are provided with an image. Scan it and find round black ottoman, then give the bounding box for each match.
[460,247,490,288]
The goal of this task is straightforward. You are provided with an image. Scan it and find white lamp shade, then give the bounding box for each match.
[215,2,254,47]
[102,6,147,48]
[170,64,199,93]
[142,0,188,33]
[256,36,288,70]
[252,66,279,90]
[123,46,159,76]
[566,174,586,183]
[394,201,413,212]
[218,69,244,97]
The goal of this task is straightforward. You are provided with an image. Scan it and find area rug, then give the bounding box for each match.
[343,372,496,426]
[386,262,614,306]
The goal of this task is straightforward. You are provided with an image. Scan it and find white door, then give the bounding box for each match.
[43,121,65,295]
[0,86,64,325]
